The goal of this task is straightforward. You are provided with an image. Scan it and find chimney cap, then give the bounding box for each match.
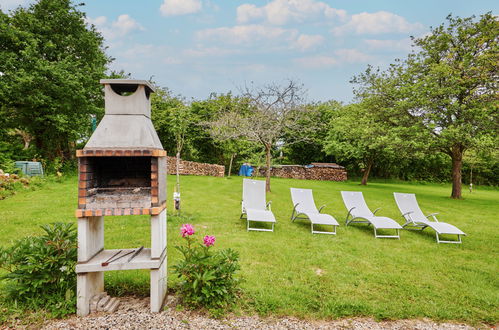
[100,79,155,94]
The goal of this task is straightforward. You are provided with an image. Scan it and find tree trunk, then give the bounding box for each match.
[175,151,181,191]
[360,159,373,185]
[265,144,271,192]
[450,146,463,199]
[228,153,235,177]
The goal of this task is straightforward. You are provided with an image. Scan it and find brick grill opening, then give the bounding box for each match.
[83,156,152,209]
[77,151,165,217]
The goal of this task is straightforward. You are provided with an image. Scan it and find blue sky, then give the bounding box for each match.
[1,0,497,102]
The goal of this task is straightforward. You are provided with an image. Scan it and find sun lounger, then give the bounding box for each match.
[394,192,466,244]
[341,191,402,239]
[290,188,339,235]
[240,179,276,232]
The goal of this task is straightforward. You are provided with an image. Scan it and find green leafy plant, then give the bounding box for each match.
[0,223,77,317]
[173,224,241,314]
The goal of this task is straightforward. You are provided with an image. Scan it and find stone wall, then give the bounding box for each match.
[167,156,225,177]
[258,163,347,181]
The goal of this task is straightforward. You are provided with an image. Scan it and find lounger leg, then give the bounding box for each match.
[374,227,400,239]
[311,223,337,235]
[435,233,463,244]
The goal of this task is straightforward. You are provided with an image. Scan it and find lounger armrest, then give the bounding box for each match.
[373,207,381,215]
[401,211,414,224]
[318,205,326,213]
[345,207,355,224]
[426,213,439,222]
[266,201,272,211]
[241,200,245,213]
[291,203,299,221]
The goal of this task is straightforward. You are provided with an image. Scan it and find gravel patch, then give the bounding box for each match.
[43,296,476,330]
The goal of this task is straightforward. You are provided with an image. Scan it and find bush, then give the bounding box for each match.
[0,223,77,317]
[173,224,241,315]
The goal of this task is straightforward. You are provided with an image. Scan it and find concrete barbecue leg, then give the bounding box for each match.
[77,216,104,316]
[151,209,167,259]
[150,257,167,312]
[78,216,104,262]
[77,272,104,316]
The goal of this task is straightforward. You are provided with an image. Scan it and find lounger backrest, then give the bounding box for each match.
[243,179,267,210]
[393,193,427,222]
[341,191,373,217]
[290,188,319,213]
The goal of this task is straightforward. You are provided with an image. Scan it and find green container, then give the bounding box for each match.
[14,161,44,177]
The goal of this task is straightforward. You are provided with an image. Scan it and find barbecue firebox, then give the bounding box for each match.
[75,80,167,316]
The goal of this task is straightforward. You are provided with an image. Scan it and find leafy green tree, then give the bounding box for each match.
[401,13,498,198]
[281,100,339,165]
[330,65,422,185]
[151,87,191,211]
[324,102,404,185]
[0,0,110,165]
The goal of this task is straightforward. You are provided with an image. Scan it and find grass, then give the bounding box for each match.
[0,175,498,325]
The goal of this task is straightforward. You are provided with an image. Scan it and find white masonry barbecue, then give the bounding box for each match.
[75,79,167,316]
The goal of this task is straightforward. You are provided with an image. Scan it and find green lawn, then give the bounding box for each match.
[0,175,498,324]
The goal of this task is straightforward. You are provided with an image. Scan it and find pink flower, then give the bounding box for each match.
[180,224,195,237]
[203,235,216,247]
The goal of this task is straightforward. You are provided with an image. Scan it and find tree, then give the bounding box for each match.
[208,80,312,192]
[203,93,257,176]
[151,87,191,211]
[281,101,338,165]
[333,66,422,185]
[0,0,110,165]
[401,13,498,198]
[324,102,405,185]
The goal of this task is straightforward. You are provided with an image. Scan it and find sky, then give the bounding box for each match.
[1,0,497,103]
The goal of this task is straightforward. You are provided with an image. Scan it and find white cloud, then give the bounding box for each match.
[295,49,373,68]
[163,56,182,65]
[364,38,413,52]
[0,0,31,11]
[237,0,347,25]
[334,49,373,63]
[160,0,202,16]
[292,34,324,51]
[333,11,424,35]
[197,24,296,45]
[183,47,242,58]
[236,4,264,24]
[112,15,144,36]
[86,14,144,40]
[294,55,337,68]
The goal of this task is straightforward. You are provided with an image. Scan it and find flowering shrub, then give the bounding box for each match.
[173,224,241,312]
[203,235,216,247]
[0,223,77,317]
[180,223,195,237]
